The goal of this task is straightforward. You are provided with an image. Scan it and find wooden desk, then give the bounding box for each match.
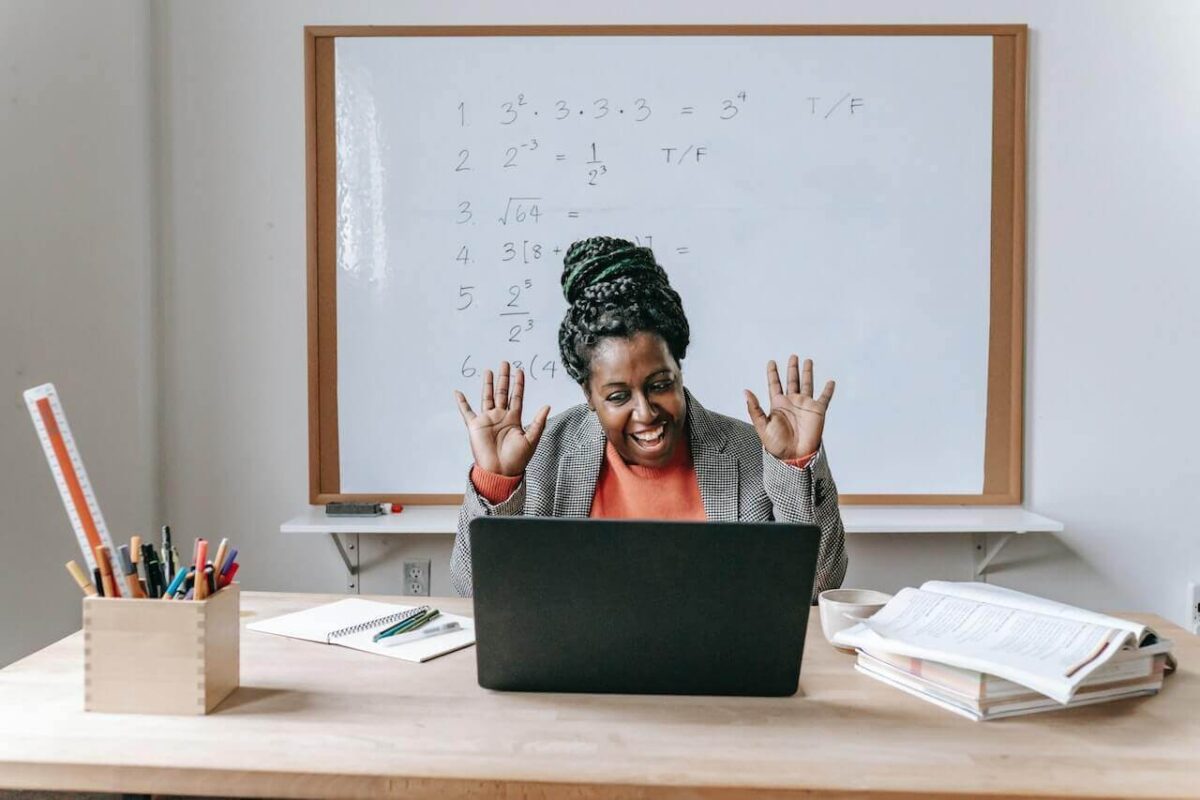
[1,592,1196,799]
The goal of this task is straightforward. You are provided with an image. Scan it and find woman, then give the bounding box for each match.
[450,236,846,599]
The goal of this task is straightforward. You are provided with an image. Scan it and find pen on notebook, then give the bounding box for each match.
[371,606,430,642]
[65,561,97,596]
[381,621,461,647]
[375,609,439,641]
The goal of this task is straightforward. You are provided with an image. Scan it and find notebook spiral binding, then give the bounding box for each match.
[327,605,429,641]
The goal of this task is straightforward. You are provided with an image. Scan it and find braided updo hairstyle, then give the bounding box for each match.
[557,236,690,386]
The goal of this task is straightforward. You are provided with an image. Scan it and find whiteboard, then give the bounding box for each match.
[325,32,1000,498]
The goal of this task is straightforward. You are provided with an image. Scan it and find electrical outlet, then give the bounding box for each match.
[1189,581,1200,636]
[403,559,431,596]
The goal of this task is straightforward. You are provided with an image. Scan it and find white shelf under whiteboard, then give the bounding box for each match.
[282,505,1063,590]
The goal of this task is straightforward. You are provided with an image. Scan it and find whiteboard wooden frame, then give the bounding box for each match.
[305,25,1028,506]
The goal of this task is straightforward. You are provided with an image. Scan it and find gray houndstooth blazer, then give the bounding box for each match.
[450,389,847,601]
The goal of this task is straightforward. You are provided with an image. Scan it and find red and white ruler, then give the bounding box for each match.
[24,383,122,595]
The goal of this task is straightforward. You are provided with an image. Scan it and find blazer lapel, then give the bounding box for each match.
[685,391,740,521]
[554,411,605,517]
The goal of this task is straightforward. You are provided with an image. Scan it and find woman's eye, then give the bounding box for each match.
[651,381,673,392]
[607,392,629,403]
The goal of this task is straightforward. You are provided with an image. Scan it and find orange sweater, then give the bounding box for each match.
[471,444,816,519]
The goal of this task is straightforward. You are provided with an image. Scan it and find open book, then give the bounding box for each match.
[832,581,1172,704]
[247,598,475,663]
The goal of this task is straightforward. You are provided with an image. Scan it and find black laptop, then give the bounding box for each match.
[468,517,821,697]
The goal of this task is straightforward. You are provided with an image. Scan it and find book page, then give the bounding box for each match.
[920,581,1148,641]
[834,587,1135,703]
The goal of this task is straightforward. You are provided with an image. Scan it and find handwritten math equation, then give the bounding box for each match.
[445,90,862,385]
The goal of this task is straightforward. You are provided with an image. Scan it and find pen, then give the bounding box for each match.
[95,546,117,598]
[93,567,105,597]
[220,547,238,577]
[375,609,439,642]
[220,562,239,587]
[174,568,195,600]
[204,563,216,597]
[211,539,228,586]
[162,525,175,582]
[65,561,97,596]
[194,540,208,600]
[381,621,461,647]
[371,606,430,642]
[164,565,188,598]
[141,543,163,598]
[117,544,146,598]
[130,534,147,592]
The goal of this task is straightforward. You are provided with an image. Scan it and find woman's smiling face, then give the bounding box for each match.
[584,332,687,467]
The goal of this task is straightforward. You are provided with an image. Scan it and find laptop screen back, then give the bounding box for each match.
[469,517,820,697]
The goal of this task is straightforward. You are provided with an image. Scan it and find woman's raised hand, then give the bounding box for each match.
[745,356,835,461]
[454,361,551,477]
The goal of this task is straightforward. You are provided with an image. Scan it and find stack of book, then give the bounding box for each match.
[833,581,1175,721]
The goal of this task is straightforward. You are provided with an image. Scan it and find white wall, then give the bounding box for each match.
[3,0,1198,667]
[156,0,1200,625]
[0,0,158,666]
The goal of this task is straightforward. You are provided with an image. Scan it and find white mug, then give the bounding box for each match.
[817,588,893,650]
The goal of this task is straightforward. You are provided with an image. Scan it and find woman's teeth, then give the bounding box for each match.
[631,425,666,445]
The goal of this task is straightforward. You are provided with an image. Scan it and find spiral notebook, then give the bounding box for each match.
[246,598,475,662]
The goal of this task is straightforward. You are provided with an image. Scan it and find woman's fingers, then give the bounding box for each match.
[481,369,494,411]
[524,405,552,447]
[766,360,784,399]
[817,379,836,407]
[745,389,769,437]
[453,391,476,424]
[787,355,802,395]
[510,367,525,417]
[801,357,814,397]
[495,361,510,410]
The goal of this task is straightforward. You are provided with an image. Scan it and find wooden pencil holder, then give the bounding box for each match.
[83,583,240,714]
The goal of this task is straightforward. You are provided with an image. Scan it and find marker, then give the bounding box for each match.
[93,567,105,597]
[95,546,116,598]
[219,562,239,588]
[65,561,97,596]
[162,525,175,583]
[164,565,188,598]
[141,543,163,598]
[116,545,146,598]
[220,548,238,577]
[130,535,149,595]
[381,621,461,647]
[211,539,229,587]
[174,568,195,600]
[204,564,216,597]
[193,540,208,600]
